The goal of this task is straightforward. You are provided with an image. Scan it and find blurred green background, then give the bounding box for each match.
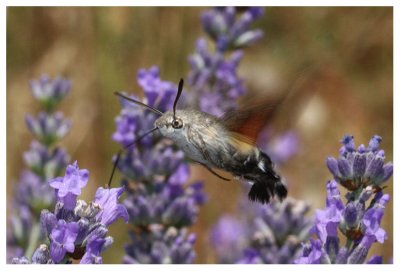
[7,7,393,263]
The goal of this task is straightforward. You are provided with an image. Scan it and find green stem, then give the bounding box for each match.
[345,238,353,250]
[24,222,41,259]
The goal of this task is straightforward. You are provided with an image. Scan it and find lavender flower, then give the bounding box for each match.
[295,135,392,264]
[12,162,128,264]
[25,112,71,146]
[210,215,251,263]
[186,8,265,118]
[29,74,71,112]
[8,75,72,262]
[123,226,196,264]
[112,67,176,147]
[49,161,89,210]
[187,39,245,117]
[113,64,208,264]
[236,198,312,264]
[113,7,265,264]
[326,135,393,190]
[201,7,264,51]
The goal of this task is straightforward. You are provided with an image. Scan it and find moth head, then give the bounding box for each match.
[155,111,185,137]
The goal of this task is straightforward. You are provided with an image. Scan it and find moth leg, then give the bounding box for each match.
[185,156,231,182]
[199,163,231,182]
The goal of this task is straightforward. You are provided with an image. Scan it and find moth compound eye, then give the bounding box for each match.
[172,118,183,129]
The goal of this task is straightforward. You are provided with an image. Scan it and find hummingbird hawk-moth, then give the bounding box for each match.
[109,79,287,204]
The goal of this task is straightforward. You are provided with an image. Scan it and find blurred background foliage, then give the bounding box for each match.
[7,7,392,263]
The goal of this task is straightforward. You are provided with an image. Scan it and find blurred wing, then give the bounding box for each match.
[220,64,321,142]
[221,95,284,141]
[228,131,257,147]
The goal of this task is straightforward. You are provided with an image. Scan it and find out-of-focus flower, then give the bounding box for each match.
[187,39,245,117]
[117,141,185,182]
[201,7,264,51]
[112,66,176,148]
[23,141,69,180]
[257,128,299,165]
[8,75,73,262]
[236,198,312,264]
[123,226,196,264]
[29,74,71,112]
[210,215,249,263]
[137,66,178,111]
[25,112,71,146]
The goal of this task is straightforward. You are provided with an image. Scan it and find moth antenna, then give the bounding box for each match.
[114,92,164,116]
[173,78,184,120]
[108,127,159,187]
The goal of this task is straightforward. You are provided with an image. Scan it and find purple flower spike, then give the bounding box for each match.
[49,220,79,263]
[296,135,392,264]
[201,7,264,51]
[49,161,89,210]
[94,187,129,226]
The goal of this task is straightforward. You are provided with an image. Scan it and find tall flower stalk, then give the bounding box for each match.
[114,68,206,264]
[113,7,265,263]
[8,75,72,261]
[295,135,393,264]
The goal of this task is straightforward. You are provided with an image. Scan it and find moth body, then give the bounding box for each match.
[155,109,287,204]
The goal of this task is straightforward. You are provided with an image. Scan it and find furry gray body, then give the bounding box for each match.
[155,109,287,203]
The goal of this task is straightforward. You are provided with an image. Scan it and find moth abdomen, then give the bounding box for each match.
[244,150,287,204]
